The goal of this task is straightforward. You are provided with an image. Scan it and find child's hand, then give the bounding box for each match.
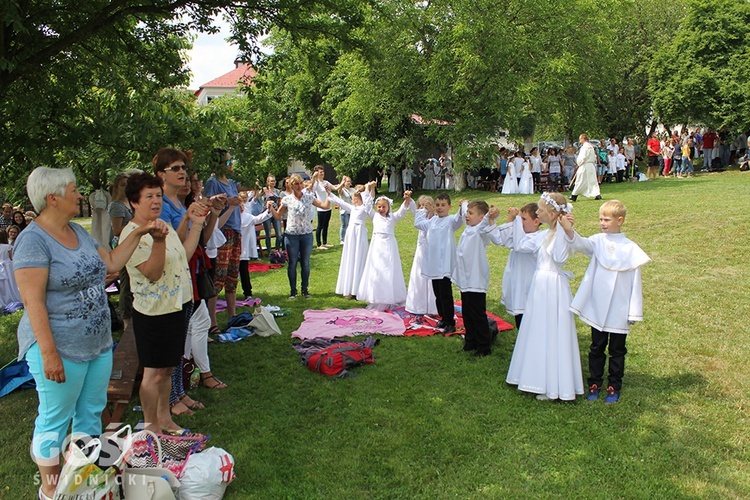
[558,213,574,231]
[488,205,500,220]
[266,200,274,211]
[404,190,412,199]
[507,207,519,222]
[325,183,332,194]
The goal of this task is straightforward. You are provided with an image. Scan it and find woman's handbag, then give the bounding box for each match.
[249,306,282,337]
[196,270,216,300]
[127,429,209,479]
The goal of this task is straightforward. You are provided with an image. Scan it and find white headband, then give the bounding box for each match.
[541,192,572,214]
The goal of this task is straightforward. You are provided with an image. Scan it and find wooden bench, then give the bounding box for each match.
[102,321,140,428]
[255,223,278,258]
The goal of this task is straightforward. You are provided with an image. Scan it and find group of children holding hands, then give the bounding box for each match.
[325,183,650,404]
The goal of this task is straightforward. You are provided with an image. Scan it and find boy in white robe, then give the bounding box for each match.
[562,200,651,404]
[414,193,464,333]
[452,201,500,356]
[488,203,541,329]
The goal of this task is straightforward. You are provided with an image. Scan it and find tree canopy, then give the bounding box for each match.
[4,0,744,200]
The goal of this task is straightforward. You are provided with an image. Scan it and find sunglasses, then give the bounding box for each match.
[225,159,235,166]
[163,164,187,172]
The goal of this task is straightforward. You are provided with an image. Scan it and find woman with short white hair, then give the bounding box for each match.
[15,167,167,500]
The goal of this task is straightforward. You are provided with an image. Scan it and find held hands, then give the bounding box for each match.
[488,205,500,223]
[266,200,275,211]
[507,207,519,222]
[188,201,210,225]
[403,190,413,207]
[226,195,242,207]
[147,219,170,241]
[558,213,574,231]
[210,194,228,212]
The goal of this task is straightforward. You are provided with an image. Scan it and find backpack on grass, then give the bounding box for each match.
[269,250,287,264]
[307,342,374,377]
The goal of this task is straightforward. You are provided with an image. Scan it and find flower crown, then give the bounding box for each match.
[541,192,572,214]
[375,195,393,210]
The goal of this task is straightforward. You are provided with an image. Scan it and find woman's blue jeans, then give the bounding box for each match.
[263,217,283,251]
[284,232,313,296]
[339,212,350,243]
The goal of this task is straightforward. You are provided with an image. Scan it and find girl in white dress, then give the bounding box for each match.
[422,160,436,190]
[501,158,519,194]
[506,191,584,401]
[327,182,375,298]
[405,195,438,318]
[388,166,399,193]
[0,230,22,308]
[518,159,534,194]
[356,191,413,310]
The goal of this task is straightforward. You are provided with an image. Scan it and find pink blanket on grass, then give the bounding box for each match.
[291,308,407,340]
[215,297,262,313]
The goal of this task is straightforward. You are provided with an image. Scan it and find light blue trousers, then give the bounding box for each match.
[26,343,112,462]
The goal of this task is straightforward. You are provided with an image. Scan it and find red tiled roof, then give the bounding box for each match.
[410,113,452,126]
[199,63,257,89]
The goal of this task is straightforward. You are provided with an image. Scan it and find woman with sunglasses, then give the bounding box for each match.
[150,148,209,417]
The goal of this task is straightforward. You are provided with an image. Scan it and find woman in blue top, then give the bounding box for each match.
[14,167,167,500]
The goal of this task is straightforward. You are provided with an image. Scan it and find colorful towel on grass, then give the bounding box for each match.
[215,297,261,313]
[291,308,406,340]
[391,303,515,337]
[248,262,283,273]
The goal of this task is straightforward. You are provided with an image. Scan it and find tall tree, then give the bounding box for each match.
[650,0,750,131]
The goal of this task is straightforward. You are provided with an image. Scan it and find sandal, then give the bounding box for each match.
[160,427,191,437]
[208,325,222,336]
[169,401,194,417]
[179,393,205,410]
[201,375,227,390]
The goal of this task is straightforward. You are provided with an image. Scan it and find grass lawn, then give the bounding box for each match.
[1,170,749,498]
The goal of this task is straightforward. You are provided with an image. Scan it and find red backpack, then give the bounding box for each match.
[307,342,374,377]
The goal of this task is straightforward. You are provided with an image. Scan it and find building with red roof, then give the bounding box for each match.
[194,60,256,105]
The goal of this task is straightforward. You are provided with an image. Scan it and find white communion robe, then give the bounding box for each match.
[568,232,651,334]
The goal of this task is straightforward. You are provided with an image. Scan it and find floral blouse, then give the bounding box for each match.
[281,192,316,235]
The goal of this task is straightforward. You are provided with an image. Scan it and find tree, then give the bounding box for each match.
[1,0,366,199]
[650,0,750,131]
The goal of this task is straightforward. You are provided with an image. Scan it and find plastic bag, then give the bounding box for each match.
[54,426,132,500]
[178,447,236,500]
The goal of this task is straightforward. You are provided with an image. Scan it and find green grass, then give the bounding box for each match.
[2,170,750,498]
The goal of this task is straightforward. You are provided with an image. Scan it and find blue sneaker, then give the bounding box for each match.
[586,384,601,401]
[604,386,620,404]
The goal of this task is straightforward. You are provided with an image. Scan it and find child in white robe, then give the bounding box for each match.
[239,199,273,299]
[501,159,519,195]
[452,201,500,356]
[328,182,374,298]
[564,200,650,404]
[518,160,534,194]
[414,193,465,333]
[616,151,627,183]
[405,196,438,318]
[488,203,541,329]
[356,191,413,310]
[506,192,584,401]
